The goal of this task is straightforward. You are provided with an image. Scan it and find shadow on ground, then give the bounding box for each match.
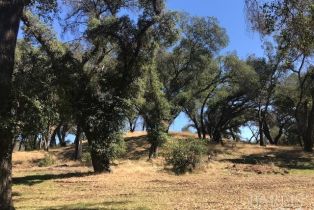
[222,149,314,170]
[13,172,94,186]
[36,201,150,210]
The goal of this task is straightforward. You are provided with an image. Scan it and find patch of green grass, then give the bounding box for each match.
[289,169,314,175]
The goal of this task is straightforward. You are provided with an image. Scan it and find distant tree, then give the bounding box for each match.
[203,55,258,143]
[157,14,228,138]
[247,48,285,146]
[246,0,314,151]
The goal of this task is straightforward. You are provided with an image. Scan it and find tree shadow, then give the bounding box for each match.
[222,149,314,170]
[13,171,94,186]
[38,201,134,210]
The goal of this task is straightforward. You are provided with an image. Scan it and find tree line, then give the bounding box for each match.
[0,0,313,209]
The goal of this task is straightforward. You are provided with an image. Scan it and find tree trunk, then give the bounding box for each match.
[212,129,222,144]
[90,151,111,173]
[259,120,265,146]
[196,128,202,139]
[142,121,146,131]
[84,130,111,173]
[129,117,138,133]
[0,1,24,209]
[57,123,68,147]
[18,135,26,151]
[61,123,68,146]
[193,120,202,139]
[50,124,61,148]
[304,93,314,152]
[274,126,284,145]
[129,120,135,133]
[73,125,82,160]
[44,124,52,151]
[0,136,14,210]
[148,142,158,159]
[33,134,38,150]
[263,120,274,144]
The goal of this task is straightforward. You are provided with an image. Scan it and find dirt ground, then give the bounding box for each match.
[12,132,314,210]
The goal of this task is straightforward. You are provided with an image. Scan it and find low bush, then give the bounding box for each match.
[164,138,207,174]
[38,154,56,167]
[81,152,92,166]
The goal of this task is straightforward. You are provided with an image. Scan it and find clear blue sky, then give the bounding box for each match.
[166,0,264,139]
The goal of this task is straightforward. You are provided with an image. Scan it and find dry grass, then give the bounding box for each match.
[12,132,314,210]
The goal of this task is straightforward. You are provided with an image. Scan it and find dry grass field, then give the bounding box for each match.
[12,132,314,210]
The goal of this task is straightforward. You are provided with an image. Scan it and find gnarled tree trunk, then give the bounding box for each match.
[0,1,24,209]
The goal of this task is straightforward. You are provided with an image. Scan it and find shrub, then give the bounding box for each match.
[81,152,92,166]
[38,154,56,167]
[164,138,207,174]
[109,134,127,159]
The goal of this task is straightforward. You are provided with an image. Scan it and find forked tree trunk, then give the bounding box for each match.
[0,1,24,209]
[50,124,61,148]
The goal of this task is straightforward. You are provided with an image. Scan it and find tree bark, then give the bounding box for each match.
[18,135,26,151]
[90,151,111,173]
[0,136,14,210]
[258,108,266,146]
[50,124,61,148]
[57,123,68,147]
[84,130,112,173]
[0,1,24,209]
[73,125,82,160]
[263,120,274,144]
[274,126,283,145]
[33,134,38,150]
[212,129,222,144]
[304,93,314,152]
[128,117,138,133]
[259,119,266,146]
[148,142,158,159]
[44,123,52,151]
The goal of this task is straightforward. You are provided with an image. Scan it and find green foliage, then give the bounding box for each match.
[38,154,56,167]
[109,134,127,159]
[141,57,171,156]
[81,152,92,166]
[164,138,207,174]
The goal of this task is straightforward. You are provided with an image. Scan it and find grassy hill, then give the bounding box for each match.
[12,132,314,209]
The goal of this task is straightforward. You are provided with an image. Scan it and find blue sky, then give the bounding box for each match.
[166,0,264,139]
[167,0,264,58]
